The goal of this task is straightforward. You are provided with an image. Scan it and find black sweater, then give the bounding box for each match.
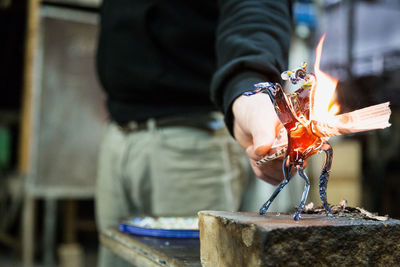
[96,0,292,132]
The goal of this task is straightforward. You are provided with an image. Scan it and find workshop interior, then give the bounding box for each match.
[0,0,399,266]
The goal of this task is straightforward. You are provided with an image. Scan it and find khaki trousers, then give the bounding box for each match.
[95,118,249,267]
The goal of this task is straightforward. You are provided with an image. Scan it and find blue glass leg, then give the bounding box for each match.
[293,166,310,221]
[319,142,333,214]
[259,156,292,215]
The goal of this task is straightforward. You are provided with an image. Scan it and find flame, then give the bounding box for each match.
[311,35,340,122]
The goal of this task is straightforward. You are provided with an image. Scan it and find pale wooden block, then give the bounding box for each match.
[199,210,400,267]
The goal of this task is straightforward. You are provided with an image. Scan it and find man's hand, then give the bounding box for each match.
[232,93,284,185]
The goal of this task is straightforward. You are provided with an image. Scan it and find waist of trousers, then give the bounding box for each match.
[115,112,225,133]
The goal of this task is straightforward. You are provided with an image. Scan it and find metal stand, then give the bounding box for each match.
[43,198,57,267]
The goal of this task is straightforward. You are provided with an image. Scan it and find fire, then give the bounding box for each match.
[311,35,340,122]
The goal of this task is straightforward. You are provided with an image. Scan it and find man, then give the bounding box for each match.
[96,1,292,266]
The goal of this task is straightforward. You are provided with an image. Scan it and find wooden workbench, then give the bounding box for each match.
[100,227,201,267]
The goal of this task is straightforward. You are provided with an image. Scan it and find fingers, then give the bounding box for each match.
[233,117,253,149]
[250,158,284,185]
[246,146,284,185]
[252,127,276,156]
[233,94,280,153]
[232,93,285,185]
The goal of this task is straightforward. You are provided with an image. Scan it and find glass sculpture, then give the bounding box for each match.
[243,63,391,221]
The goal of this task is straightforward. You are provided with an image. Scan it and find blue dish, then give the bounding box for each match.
[118,223,199,239]
[118,217,199,239]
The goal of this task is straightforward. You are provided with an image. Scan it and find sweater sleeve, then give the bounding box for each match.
[211,0,292,135]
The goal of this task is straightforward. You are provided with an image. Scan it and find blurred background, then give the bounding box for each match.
[0,0,399,266]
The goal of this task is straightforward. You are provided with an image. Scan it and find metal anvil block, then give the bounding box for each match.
[198,211,400,266]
